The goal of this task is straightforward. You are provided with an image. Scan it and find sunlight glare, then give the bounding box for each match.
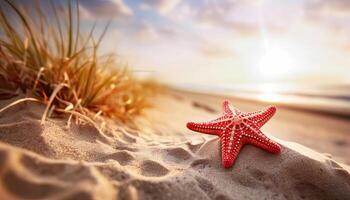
[257,84,282,102]
[258,46,298,78]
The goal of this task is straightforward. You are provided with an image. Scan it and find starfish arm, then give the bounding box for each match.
[243,106,276,128]
[221,141,243,168]
[210,113,233,123]
[186,120,226,136]
[222,100,233,115]
[222,100,240,116]
[220,127,243,168]
[243,122,281,153]
[240,111,260,118]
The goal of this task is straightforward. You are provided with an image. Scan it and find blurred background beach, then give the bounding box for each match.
[78,0,350,116]
[10,1,350,116]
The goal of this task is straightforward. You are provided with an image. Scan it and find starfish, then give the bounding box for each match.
[186,100,281,168]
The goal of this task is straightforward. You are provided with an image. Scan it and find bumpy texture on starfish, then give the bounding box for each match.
[187,100,281,168]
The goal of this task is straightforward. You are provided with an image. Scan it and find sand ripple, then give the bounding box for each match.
[140,160,169,177]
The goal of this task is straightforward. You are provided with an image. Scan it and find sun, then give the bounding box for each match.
[258,46,298,78]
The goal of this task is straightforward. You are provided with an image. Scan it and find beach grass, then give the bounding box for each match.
[0,0,156,127]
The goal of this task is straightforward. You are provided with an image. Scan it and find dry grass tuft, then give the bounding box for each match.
[0,0,157,128]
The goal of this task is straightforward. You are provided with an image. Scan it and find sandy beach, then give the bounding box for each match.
[0,88,349,200]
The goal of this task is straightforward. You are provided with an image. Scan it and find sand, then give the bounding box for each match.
[0,89,349,200]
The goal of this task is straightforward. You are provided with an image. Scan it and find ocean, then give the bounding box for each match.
[173,83,350,118]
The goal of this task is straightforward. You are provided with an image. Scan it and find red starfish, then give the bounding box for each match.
[186,100,281,168]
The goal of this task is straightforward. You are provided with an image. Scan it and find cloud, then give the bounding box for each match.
[200,44,235,58]
[132,22,179,42]
[307,0,350,11]
[193,1,320,36]
[167,3,197,21]
[303,0,350,33]
[140,0,182,14]
[306,0,350,18]
[80,0,133,19]
[194,1,262,35]
[135,22,160,41]
[195,0,235,23]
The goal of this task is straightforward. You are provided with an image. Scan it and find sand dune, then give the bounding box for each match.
[0,90,349,200]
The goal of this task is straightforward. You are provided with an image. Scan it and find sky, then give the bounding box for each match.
[17,0,350,86]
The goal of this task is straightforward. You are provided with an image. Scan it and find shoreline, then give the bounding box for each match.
[171,84,350,118]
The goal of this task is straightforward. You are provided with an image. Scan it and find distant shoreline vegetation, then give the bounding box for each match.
[0,0,157,129]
